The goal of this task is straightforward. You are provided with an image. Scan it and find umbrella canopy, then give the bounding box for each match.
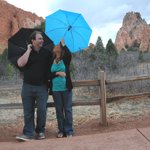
[45,9,92,53]
[8,28,54,64]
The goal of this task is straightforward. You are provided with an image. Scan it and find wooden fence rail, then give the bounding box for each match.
[106,75,150,84]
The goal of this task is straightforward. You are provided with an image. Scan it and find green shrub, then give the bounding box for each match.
[5,63,15,77]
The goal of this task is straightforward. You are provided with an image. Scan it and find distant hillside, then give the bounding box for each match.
[115,12,150,52]
[0,0,44,53]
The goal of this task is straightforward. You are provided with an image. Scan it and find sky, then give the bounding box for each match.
[6,0,150,46]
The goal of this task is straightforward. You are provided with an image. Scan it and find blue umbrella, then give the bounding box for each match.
[45,9,92,53]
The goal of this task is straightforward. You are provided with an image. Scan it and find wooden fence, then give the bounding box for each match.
[0,71,107,126]
[1,71,150,127]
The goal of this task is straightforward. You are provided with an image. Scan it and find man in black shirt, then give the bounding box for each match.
[16,31,52,141]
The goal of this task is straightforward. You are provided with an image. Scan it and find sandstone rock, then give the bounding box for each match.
[0,0,44,54]
[115,12,150,52]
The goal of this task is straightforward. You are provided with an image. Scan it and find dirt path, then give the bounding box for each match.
[0,114,150,142]
[1,127,150,150]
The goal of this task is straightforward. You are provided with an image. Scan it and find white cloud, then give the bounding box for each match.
[6,0,52,17]
[91,23,122,46]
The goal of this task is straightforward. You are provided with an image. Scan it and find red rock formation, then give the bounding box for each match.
[115,12,150,52]
[0,0,44,53]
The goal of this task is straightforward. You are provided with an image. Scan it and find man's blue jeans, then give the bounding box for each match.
[52,90,73,135]
[21,83,48,137]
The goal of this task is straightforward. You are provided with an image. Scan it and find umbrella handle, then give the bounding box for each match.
[26,41,34,50]
[62,25,72,42]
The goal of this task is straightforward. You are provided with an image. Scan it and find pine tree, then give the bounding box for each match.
[35,22,45,31]
[106,39,117,56]
[0,48,15,77]
[1,48,8,62]
[93,36,106,70]
[95,36,104,53]
[106,39,118,70]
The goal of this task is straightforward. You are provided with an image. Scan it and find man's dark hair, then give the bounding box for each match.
[28,31,42,44]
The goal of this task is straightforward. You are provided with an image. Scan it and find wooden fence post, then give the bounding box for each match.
[98,71,107,126]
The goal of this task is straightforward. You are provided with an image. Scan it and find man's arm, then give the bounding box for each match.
[17,44,32,68]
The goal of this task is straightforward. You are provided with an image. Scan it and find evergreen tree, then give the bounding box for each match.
[1,48,8,62]
[0,48,15,77]
[35,21,45,31]
[95,36,104,53]
[106,39,117,56]
[106,39,118,70]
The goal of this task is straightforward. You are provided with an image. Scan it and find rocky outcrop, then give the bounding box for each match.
[115,12,150,52]
[0,0,44,53]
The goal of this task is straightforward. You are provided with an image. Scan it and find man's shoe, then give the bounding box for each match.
[16,134,34,142]
[36,133,45,140]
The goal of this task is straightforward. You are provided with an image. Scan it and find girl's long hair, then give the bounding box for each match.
[53,42,65,60]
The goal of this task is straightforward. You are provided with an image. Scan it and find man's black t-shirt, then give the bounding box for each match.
[21,48,52,86]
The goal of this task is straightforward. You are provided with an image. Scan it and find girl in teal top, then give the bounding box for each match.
[51,60,67,91]
[49,39,73,138]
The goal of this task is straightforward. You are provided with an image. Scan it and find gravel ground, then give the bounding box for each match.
[0,92,150,125]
